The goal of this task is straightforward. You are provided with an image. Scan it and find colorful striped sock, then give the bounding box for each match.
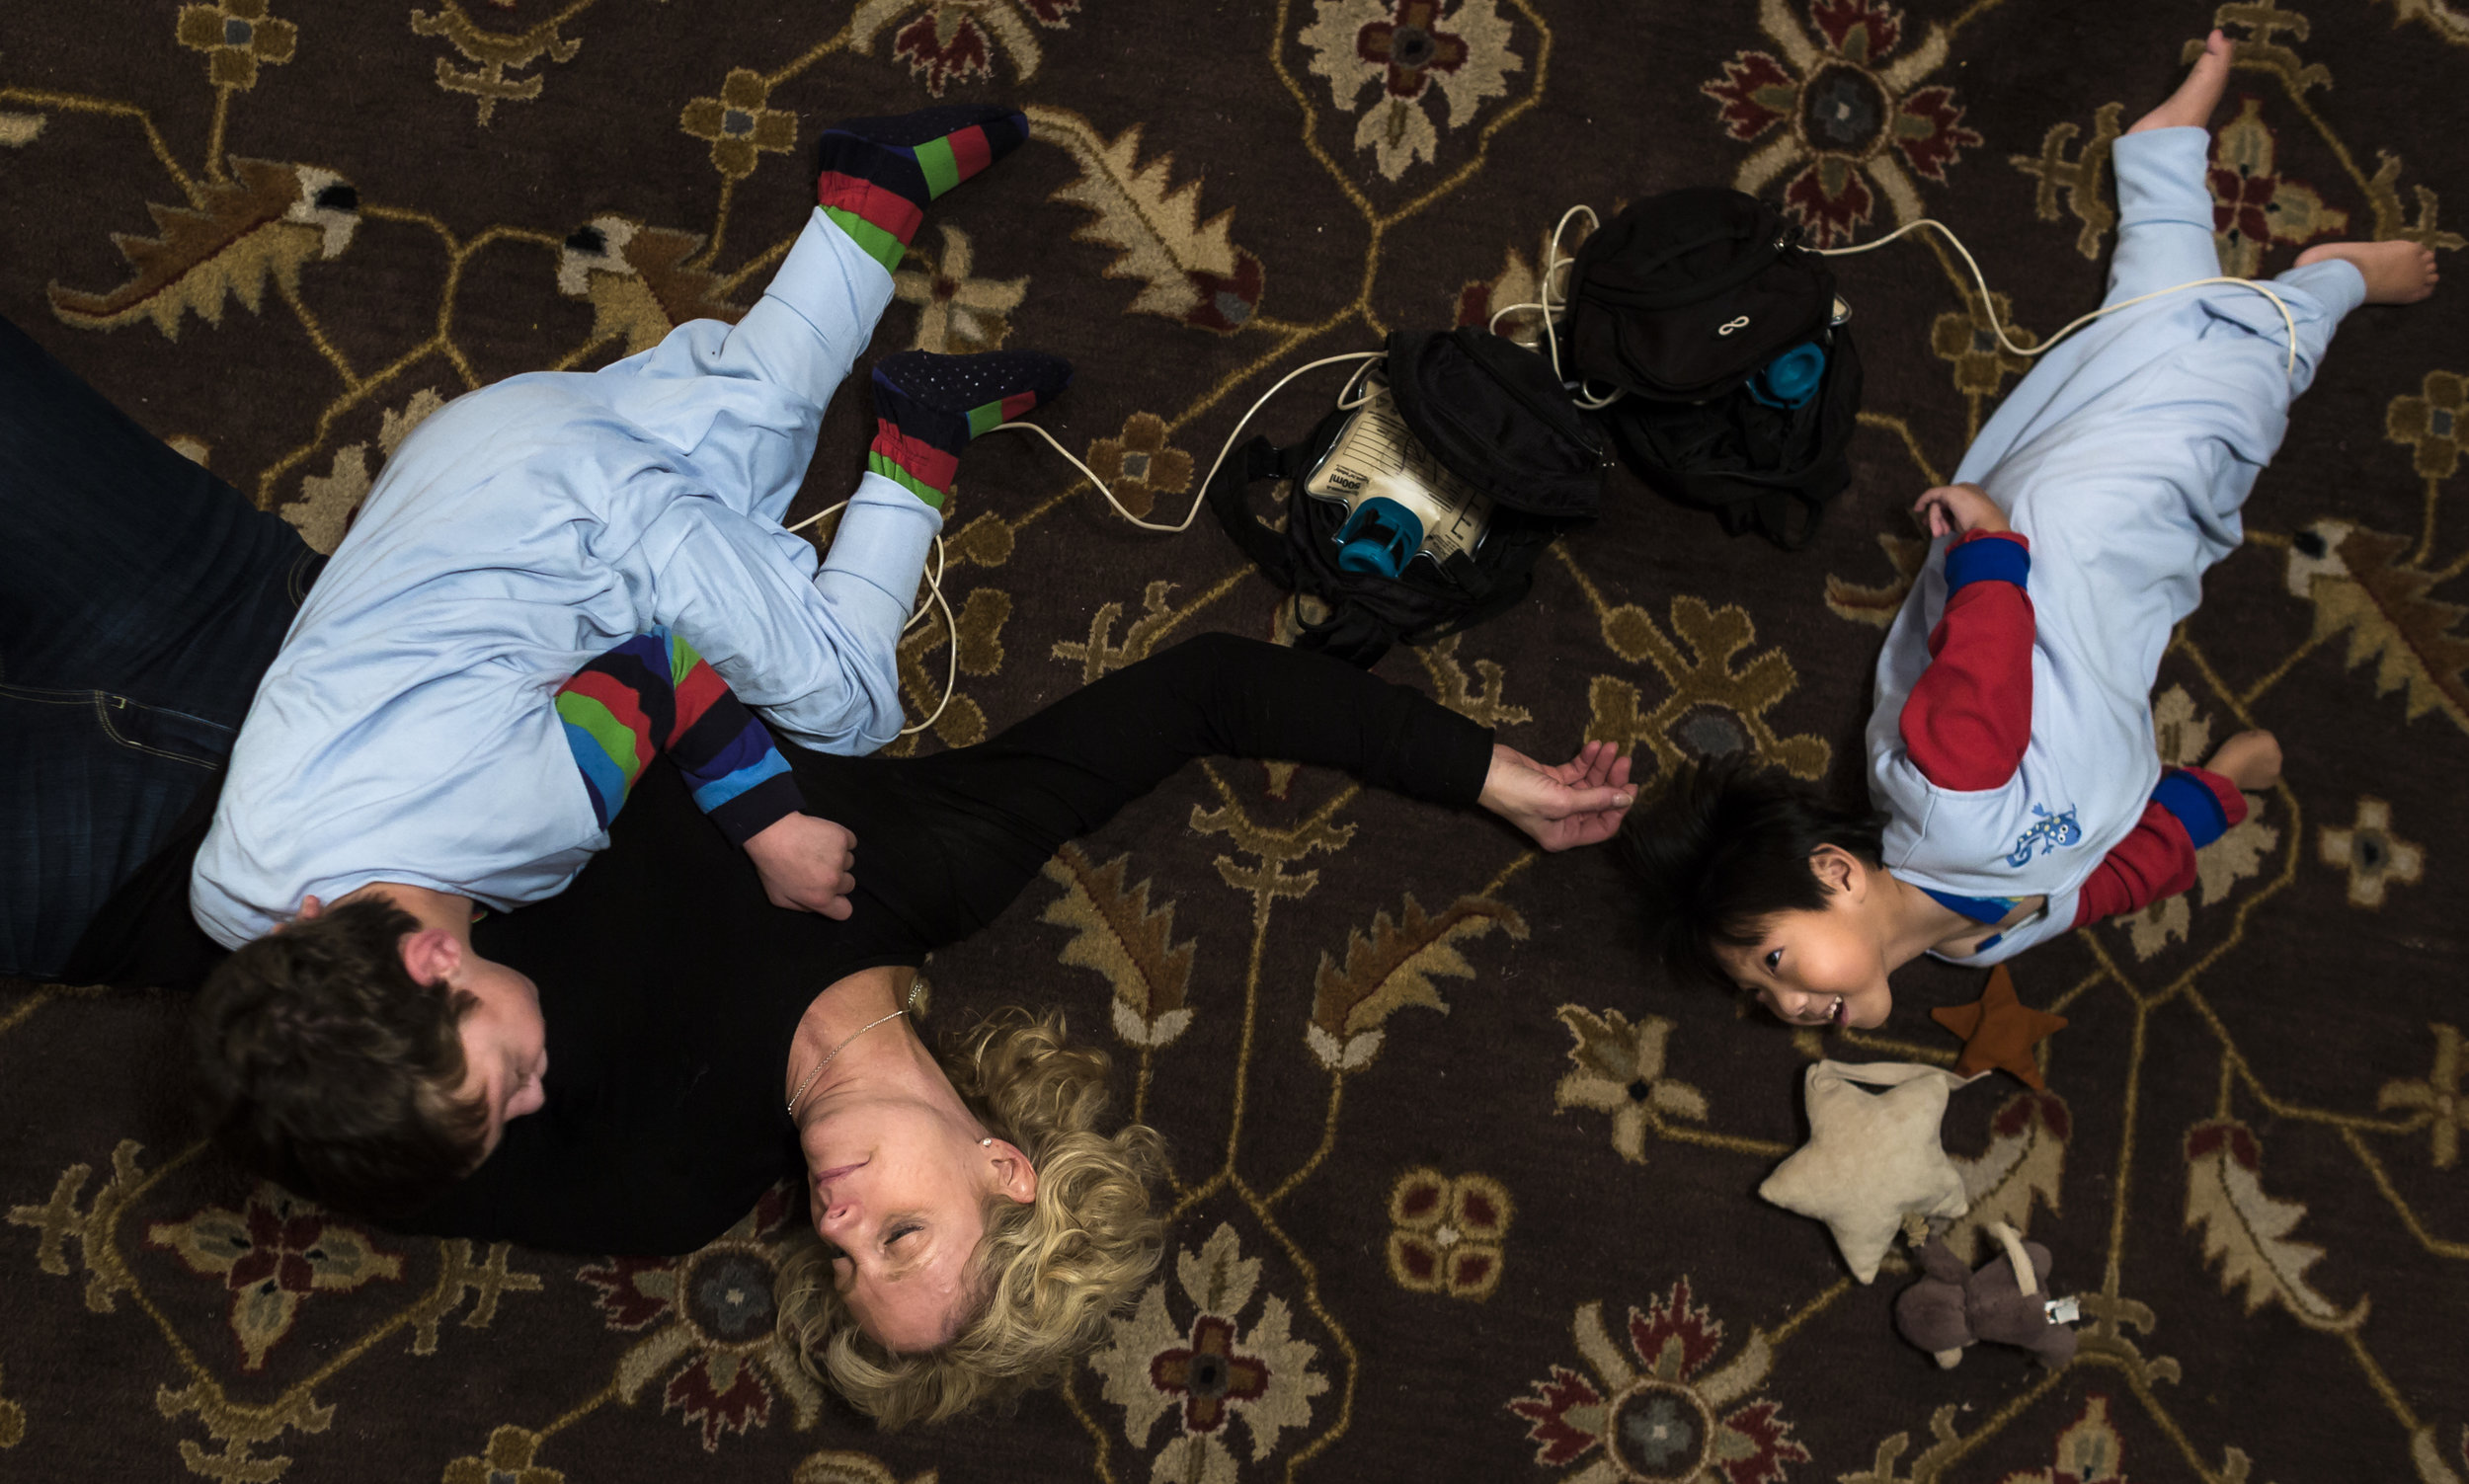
[817,105,1030,273]
[866,349,1074,508]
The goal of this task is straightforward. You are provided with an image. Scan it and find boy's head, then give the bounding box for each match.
[193,895,547,1216]
[1620,762,1898,1030]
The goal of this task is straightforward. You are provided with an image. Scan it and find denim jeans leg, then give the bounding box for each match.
[0,314,318,977]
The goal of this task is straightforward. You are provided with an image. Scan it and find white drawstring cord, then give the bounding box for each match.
[979,351,1386,532]
[1812,217,2298,378]
[786,206,2297,737]
[781,350,1382,733]
[1493,205,2302,405]
[1487,204,1621,407]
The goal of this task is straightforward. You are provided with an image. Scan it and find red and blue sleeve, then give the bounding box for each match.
[1899,530,2035,791]
[2069,766,2248,926]
[556,629,805,847]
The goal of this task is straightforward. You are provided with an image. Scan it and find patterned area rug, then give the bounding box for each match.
[5,3,2466,1480]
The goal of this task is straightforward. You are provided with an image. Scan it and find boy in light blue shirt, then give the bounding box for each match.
[192,107,1075,1182]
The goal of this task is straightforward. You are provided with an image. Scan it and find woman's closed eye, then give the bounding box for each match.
[884,1221,920,1247]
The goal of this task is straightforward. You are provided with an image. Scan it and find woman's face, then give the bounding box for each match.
[796,1088,1036,1352]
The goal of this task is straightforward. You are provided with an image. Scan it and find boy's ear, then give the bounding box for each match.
[1809,845,1863,898]
[399,928,463,986]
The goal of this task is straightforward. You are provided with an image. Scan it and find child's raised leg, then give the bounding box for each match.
[607,107,1031,523]
[2106,31,2235,305]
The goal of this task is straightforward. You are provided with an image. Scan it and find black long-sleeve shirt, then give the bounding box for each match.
[390,634,1493,1254]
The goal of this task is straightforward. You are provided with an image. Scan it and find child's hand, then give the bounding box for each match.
[1913,482,2010,539]
[2202,729,2281,792]
[1477,741,1635,851]
[744,813,858,920]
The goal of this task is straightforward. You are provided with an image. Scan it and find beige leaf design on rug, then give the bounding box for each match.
[2183,1119,2368,1333]
[2286,522,2469,732]
[1041,843,1198,1050]
[555,217,747,356]
[283,387,445,555]
[1306,895,1526,1070]
[48,160,358,339]
[1030,108,1262,333]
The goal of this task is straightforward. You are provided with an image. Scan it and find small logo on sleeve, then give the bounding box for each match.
[2005,805,2082,868]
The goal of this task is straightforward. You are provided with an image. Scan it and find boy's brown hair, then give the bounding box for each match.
[192,897,489,1216]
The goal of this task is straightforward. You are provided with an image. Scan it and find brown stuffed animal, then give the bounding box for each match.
[1893,1222,2079,1369]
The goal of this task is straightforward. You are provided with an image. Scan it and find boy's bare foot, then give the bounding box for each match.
[2294,239,2441,305]
[2203,729,2281,793]
[2129,30,2232,133]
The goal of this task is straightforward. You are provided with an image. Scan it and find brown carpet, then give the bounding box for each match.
[5,2,2467,1480]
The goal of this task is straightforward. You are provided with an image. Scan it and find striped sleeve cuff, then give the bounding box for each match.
[2150,767,2238,848]
[1944,530,2031,592]
[705,767,808,848]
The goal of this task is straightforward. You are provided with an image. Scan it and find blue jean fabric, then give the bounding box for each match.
[0,315,320,978]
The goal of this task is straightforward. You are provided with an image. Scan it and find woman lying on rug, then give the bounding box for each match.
[6,281,1633,1429]
[193,636,1631,1425]
[1622,30,2438,1032]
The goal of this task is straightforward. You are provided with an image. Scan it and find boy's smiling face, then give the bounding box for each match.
[1713,847,1896,1030]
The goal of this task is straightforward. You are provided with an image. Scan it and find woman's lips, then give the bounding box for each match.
[813,1161,867,1186]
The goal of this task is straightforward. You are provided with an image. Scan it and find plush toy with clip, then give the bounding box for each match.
[1892,1222,2079,1369]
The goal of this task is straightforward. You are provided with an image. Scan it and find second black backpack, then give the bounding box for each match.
[1562,187,1863,548]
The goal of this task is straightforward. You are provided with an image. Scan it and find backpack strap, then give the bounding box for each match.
[1749,488,1828,550]
[1204,434,1305,586]
[1409,564,1535,643]
[1293,601,1398,667]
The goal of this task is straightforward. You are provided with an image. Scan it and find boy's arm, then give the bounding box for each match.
[1899,529,2036,791]
[2069,767,2248,925]
[558,632,856,916]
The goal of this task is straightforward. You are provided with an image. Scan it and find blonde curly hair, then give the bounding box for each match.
[774,1008,1168,1429]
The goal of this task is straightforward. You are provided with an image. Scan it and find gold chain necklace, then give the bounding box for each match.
[785,980,925,1118]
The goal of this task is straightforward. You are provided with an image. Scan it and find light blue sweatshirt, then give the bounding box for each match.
[1864,126,2364,964]
[192,211,932,948]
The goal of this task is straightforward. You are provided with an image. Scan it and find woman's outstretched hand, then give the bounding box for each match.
[744,812,859,920]
[1478,741,1635,851]
[1912,481,2009,539]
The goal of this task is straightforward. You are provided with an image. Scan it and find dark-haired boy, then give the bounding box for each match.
[188,107,1075,1191]
[1627,33,2437,1030]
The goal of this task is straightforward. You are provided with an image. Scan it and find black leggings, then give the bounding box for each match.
[794,631,1495,958]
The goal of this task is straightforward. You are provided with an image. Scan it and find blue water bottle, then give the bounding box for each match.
[1747,342,1827,408]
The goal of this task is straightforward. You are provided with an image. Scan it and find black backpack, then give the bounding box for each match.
[1208,327,1608,667]
[1566,188,1862,548]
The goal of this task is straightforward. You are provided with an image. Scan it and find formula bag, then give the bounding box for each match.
[1208,327,1608,667]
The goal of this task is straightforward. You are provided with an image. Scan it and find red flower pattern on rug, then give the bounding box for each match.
[1700,0,1979,246]
[1508,1276,1808,1483]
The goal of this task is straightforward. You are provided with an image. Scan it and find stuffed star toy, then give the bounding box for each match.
[1930,966,2068,1089]
[1758,1060,1974,1283]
